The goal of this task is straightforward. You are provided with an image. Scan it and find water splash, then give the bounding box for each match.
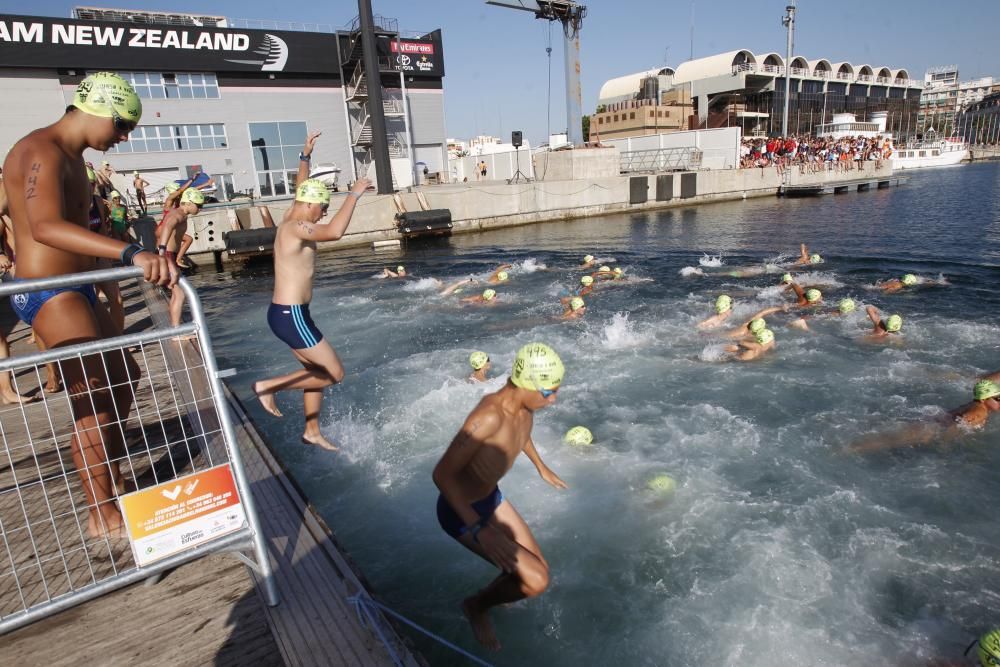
[680,266,705,277]
[402,277,444,292]
[699,254,725,267]
[699,343,732,362]
[515,257,547,273]
[597,312,654,349]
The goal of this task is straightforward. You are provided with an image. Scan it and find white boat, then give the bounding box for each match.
[891,137,968,170]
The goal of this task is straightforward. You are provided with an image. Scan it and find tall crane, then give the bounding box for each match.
[485,1,587,147]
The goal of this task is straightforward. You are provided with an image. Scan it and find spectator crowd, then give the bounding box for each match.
[740,135,894,174]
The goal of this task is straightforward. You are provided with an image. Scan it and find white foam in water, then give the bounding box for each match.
[793,271,844,287]
[595,312,653,350]
[699,342,732,362]
[699,253,725,267]
[514,257,547,273]
[402,277,444,292]
[680,266,705,277]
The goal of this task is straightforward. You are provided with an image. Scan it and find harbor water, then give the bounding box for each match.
[192,162,1000,666]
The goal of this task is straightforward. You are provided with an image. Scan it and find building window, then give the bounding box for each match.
[248,121,308,197]
[111,123,227,154]
[630,112,636,120]
[115,71,220,99]
[598,117,604,124]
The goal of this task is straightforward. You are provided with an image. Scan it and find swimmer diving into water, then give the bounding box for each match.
[433,342,568,651]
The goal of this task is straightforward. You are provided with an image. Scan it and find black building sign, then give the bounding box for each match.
[0,14,340,74]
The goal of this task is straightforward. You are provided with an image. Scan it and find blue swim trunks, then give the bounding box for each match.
[267,302,324,350]
[436,487,504,539]
[9,277,97,326]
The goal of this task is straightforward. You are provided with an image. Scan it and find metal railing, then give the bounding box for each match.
[836,72,853,81]
[620,147,702,173]
[226,17,335,32]
[0,267,277,634]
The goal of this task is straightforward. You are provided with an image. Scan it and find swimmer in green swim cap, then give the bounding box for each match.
[865,305,903,339]
[438,277,477,296]
[432,342,568,651]
[723,327,776,361]
[793,243,822,266]
[561,296,586,320]
[488,263,513,284]
[721,304,790,339]
[580,254,596,269]
[462,288,498,305]
[469,351,491,383]
[381,265,407,278]
[697,294,735,330]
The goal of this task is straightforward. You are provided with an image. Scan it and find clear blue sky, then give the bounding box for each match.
[12,1,1000,143]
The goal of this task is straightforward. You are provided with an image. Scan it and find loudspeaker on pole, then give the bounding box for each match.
[511,130,523,148]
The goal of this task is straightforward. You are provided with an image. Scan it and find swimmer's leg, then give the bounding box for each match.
[31,335,63,394]
[167,285,186,329]
[32,292,131,539]
[0,331,35,404]
[456,500,549,651]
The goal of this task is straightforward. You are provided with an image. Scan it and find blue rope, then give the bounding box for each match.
[347,591,494,667]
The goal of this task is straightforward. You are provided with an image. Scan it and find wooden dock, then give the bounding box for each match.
[0,278,420,666]
[779,173,907,197]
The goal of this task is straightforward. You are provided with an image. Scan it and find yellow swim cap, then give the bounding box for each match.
[901,273,917,286]
[295,178,331,205]
[133,171,140,176]
[979,628,1000,667]
[164,182,180,194]
[72,72,142,124]
[613,267,624,277]
[749,318,766,334]
[805,288,822,303]
[755,328,775,345]
[396,265,405,273]
[715,294,732,313]
[583,255,594,263]
[109,190,121,199]
[511,342,564,391]
[646,474,676,495]
[570,297,585,311]
[974,379,1000,401]
[581,275,594,286]
[181,188,205,206]
[809,253,822,264]
[599,265,611,273]
[885,314,903,332]
[469,351,489,370]
[497,271,509,282]
[782,273,793,284]
[838,298,856,314]
[86,167,96,183]
[482,289,496,301]
[564,426,593,446]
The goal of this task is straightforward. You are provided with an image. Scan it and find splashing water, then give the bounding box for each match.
[699,253,725,267]
[595,312,653,350]
[680,266,705,277]
[402,277,444,292]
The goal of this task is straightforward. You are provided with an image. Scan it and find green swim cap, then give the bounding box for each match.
[809,253,822,264]
[295,178,331,205]
[469,351,489,370]
[901,273,917,286]
[72,72,142,124]
[583,255,594,263]
[511,342,564,391]
[482,289,496,301]
[805,288,822,303]
[181,188,205,206]
[581,275,594,286]
[109,190,121,199]
[782,273,793,284]
[613,267,624,277]
[86,167,96,183]
[715,294,732,313]
[164,182,180,194]
[979,628,1000,667]
[133,171,139,176]
[599,265,611,273]
[974,379,1000,401]
[755,328,775,345]
[570,297,585,311]
[884,314,903,332]
[646,474,676,495]
[396,265,405,273]
[497,271,509,282]
[838,298,856,314]
[749,318,766,334]
[564,426,593,446]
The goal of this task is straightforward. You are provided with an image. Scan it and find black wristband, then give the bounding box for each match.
[121,243,145,266]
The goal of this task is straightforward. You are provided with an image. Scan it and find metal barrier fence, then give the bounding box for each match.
[620,147,703,173]
[0,267,277,634]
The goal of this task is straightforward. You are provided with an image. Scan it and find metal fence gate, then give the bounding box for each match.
[0,267,277,634]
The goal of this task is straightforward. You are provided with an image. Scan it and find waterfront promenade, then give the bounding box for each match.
[0,279,418,666]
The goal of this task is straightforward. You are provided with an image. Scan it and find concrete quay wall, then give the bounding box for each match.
[186,162,893,259]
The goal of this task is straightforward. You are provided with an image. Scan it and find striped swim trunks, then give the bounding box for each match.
[267,302,324,350]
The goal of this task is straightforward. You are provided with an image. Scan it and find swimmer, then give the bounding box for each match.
[876,273,944,293]
[720,305,788,339]
[156,188,204,328]
[697,294,734,330]
[579,254,595,269]
[865,305,903,339]
[788,282,823,308]
[832,297,857,316]
[592,265,613,280]
[561,296,586,320]
[847,380,1000,453]
[461,288,498,305]
[4,72,173,537]
[487,264,513,284]
[722,327,775,361]
[381,265,406,278]
[469,351,491,382]
[561,275,594,305]
[792,243,822,266]
[611,267,625,280]
[251,131,370,452]
[132,170,149,214]
[439,277,476,296]
[432,342,568,651]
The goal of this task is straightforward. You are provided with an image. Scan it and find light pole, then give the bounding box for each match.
[781,1,796,137]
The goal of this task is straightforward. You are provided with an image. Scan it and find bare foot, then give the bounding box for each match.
[44,379,62,394]
[1,391,38,405]
[462,596,501,651]
[87,511,128,540]
[302,433,339,451]
[252,382,282,417]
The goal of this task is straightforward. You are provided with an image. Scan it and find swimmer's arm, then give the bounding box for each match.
[18,147,130,260]
[287,178,368,243]
[865,305,882,330]
[522,437,567,489]
[740,306,785,329]
[981,369,1000,384]
[156,213,182,249]
[798,243,809,263]
[296,131,322,186]
[432,408,503,528]
[789,282,808,306]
